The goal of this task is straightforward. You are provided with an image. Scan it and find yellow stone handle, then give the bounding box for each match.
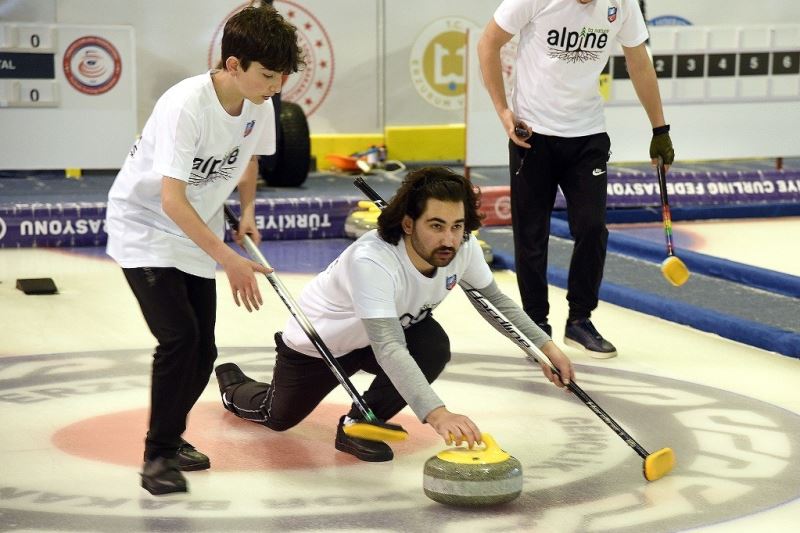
[437,432,511,464]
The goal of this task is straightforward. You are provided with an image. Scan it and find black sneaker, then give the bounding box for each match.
[177,440,210,471]
[215,363,254,413]
[335,416,393,462]
[141,457,187,495]
[564,319,617,359]
[536,321,552,338]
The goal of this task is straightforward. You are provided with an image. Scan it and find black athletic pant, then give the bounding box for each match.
[509,132,611,323]
[123,267,218,461]
[223,316,450,430]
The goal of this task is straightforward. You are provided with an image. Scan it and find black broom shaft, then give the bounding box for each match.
[458,283,650,460]
[655,156,669,208]
[354,177,388,209]
[223,205,376,422]
[352,178,652,459]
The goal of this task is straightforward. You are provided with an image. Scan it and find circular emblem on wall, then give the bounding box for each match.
[208,1,334,117]
[410,17,481,110]
[62,36,122,95]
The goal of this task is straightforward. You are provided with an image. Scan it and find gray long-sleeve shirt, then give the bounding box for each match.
[362,279,551,422]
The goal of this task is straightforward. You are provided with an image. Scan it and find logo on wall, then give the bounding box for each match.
[62,36,122,95]
[208,1,334,117]
[410,17,480,110]
[0,216,6,241]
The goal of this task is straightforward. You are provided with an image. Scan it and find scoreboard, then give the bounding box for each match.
[0,23,136,170]
[467,24,800,166]
[0,24,59,108]
[608,25,800,104]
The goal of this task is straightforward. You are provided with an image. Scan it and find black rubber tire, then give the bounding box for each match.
[260,101,311,187]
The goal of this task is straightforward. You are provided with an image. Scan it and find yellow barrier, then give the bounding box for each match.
[311,124,465,166]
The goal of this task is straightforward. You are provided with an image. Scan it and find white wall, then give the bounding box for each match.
[2,0,799,166]
[4,0,790,133]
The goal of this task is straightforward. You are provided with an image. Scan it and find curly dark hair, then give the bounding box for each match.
[220,4,305,74]
[378,167,483,245]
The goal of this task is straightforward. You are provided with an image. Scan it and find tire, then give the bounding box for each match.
[260,101,311,187]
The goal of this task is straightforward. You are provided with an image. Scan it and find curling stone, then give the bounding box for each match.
[423,433,522,507]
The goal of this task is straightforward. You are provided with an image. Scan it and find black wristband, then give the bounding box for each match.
[652,124,670,136]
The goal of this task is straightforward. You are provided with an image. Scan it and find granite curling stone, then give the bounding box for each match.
[423,433,522,506]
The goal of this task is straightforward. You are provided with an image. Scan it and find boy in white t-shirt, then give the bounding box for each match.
[215,167,575,462]
[105,5,303,495]
[478,0,675,359]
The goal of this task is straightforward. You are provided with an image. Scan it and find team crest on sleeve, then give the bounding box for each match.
[243,120,255,138]
[446,274,458,290]
[607,7,617,22]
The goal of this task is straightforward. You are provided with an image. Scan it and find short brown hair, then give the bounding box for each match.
[378,167,483,245]
[220,4,305,74]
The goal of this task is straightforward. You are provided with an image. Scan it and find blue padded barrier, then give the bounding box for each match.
[491,250,800,358]
[548,217,800,299]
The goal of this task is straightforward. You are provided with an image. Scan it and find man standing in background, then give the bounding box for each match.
[478,0,674,359]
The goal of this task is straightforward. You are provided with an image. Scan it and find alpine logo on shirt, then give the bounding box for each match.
[446,274,458,290]
[546,26,610,63]
[189,147,240,186]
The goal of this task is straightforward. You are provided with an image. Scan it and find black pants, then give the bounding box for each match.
[509,132,611,323]
[223,316,451,430]
[123,267,218,460]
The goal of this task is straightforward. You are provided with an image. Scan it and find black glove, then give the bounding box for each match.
[650,124,674,165]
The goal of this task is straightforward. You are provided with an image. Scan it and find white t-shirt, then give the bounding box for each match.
[106,72,276,278]
[282,230,494,357]
[495,0,648,137]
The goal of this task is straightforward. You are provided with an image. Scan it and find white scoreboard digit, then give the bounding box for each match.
[0,23,136,169]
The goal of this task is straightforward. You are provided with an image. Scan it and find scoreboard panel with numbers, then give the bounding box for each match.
[0,23,136,170]
[606,25,800,104]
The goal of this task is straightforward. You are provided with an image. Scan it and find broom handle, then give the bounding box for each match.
[655,156,676,257]
[223,205,378,423]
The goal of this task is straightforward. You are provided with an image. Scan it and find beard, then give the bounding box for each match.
[410,233,457,268]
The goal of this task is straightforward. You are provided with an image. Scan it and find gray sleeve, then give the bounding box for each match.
[468,279,551,349]
[362,318,445,422]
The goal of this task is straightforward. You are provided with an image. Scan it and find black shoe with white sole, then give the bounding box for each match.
[564,319,617,359]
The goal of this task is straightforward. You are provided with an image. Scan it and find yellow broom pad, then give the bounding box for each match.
[343,421,409,442]
[661,256,690,287]
[643,447,676,481]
